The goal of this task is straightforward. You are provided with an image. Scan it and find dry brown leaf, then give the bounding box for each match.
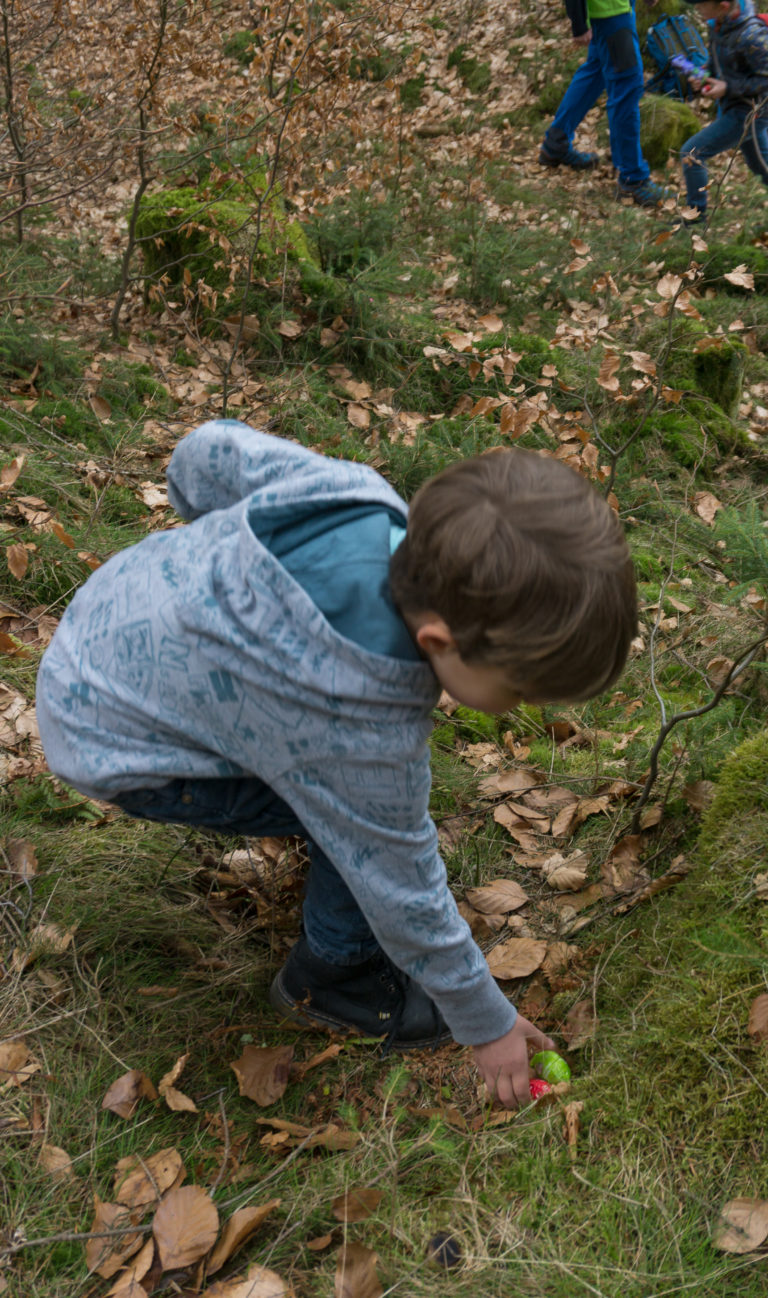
[596,351,620,392]
[39,1143,75,1180]
[206,1201,281,1275]
[601,835,646,896]
[205,1263,294,1297]
[114,1148,184,1207]
[0,1039,41,1088]
[723,265,755,291]
[712,1198,768,1253]
[306,1234,334,1251]
[291,1042,344,1078]
[334,1241,383,1298]
[230,1044,293,1106]
[102,1069,158,1119]
[106,1276,148,1298]
[276,319,302,338]
[542,942,580,976]
[50,520,75,548]
[486,938,547,980]
[464,878,528,914]
[6,838,38,879]
[331,1187,382,1223]
[0,454,24,492]
[89,395,112,421]
[748,994,768,1044]
[85,1198,144,1279]
[12,920,77,971]
[158,1052,197,1112]
[572,796,610,827]
[346,402,370,430]
[6,544,28,579]
[682,780,716,812]
[657,272,683,299]
[561,1000,597,1049]
[457,899,506,939]
[256,1117,360,1151]
[152,1185,219,1270]
[541,851,589,892]
[694,491,722,525]
[479,769,540,796]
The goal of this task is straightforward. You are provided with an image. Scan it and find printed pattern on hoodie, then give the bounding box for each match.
[35,420,518,1046]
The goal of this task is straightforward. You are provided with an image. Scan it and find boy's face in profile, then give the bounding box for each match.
[407,611,535,713]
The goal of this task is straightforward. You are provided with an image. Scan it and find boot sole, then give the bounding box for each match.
[269,970,452,1053]
[539,153,597,170]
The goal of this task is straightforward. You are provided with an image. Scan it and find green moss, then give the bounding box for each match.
[222,29,258,65]
[639,94,699,170]
[453,707,500,742]
[666,240,768,294]
[135,183,311,293]
[692,341,745,417]
[447,43,492,95]
[697,729,768,861]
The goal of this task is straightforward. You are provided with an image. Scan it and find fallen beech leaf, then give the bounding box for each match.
[114,1147,184,1206]
[306,1234,333,1251]
[457,899,506,939]
[465,878,528,913]
[682,780,716,812]
[255,1117,360,1150]
[12,921,77,971]
[230,1044,294,1105]
[479,769,539,796]
[748,994,768,1044]
[102,1069,158,1119]
[334,1241,383,1298]
[276,318,302,338]
[50,520,75,548]
[152,1185,218,1270]
[332,1187,382,1223]
[205,1263,294,1297]
[542,942,580,976]
[6,838,38,880]
[0,1040,41,1088]
[561,1000,597,1048]
[85,1198,143,1278]
[291,1042,343,1078]
[694,491,722,525]
[6,544,28,579]
[657,272,683,299]
[542,851,589,892]
[346,402,370,430]
[107,1274,149,1298]
[602,835,646,896]
[206,1201,281,1275]
[1,454,24,491]
[89,395,112,420]
[596,351,620,392]
[486,938,547,979]
[39,1143,75,1180]
[712,1198,768,1253]
[158,1052,197,1112]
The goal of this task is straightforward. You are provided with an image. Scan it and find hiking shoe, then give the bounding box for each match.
[269,935,451,1052]
[616,178,674,208]
[539,141,598,170]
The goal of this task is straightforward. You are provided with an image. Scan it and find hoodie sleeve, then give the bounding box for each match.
[277,756,518,1046]
[166,420,327,520]
[565,0,589,39]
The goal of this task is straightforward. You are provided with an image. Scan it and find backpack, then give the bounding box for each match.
[645,13,709,100]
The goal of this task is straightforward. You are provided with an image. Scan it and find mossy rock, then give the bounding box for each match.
[639,94,699,170]
[639,318,746,420]
[696,728,768,866]
[692,340,745,417]
[135,183,312,294]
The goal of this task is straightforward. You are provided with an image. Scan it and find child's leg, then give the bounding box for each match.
[680,111,749,212]
[544,38,605,150]
[741,114,768,186]
[595,12,648,186]
[114,776,378,958]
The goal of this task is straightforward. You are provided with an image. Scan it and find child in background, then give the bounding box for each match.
[540,0,670,207]
[680,0,768,223]
[36,421,637,1109]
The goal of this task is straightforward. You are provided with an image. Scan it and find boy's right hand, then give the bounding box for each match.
[473,1016,556,1109]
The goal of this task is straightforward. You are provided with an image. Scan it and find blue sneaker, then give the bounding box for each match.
[539,140,598,170]
[616,178,674,208]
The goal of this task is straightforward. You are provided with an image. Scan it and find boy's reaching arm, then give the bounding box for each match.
[166,420,326,519]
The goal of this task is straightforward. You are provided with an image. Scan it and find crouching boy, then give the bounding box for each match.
[680,0,768,223]
[36,421,637,1109]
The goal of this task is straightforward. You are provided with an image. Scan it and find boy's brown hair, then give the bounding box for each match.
[389,448,637,702]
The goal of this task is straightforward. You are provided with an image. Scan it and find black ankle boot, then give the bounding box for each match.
[269,936,451,1052]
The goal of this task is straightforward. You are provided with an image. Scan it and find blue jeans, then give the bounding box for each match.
[113,777,379,965]
[545,9,649,186]
[680,106,768,211]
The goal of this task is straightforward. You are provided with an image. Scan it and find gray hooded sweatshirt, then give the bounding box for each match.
[35,420,517,1045]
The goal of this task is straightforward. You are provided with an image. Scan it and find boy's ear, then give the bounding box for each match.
[414,616,457,659]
